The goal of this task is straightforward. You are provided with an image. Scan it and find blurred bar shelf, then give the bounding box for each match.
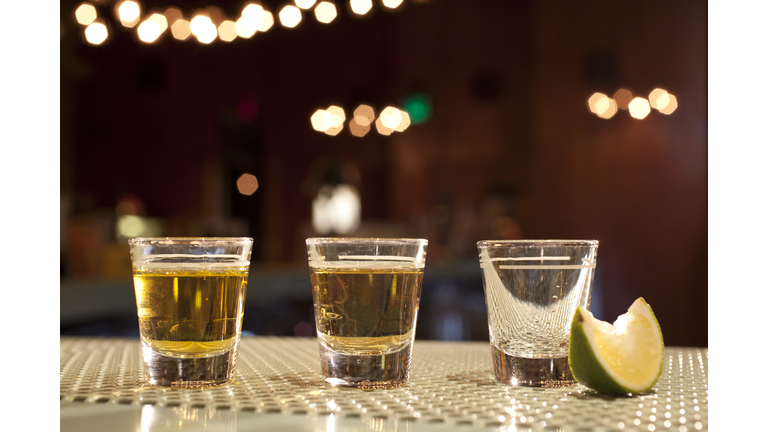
[61,337,708,431]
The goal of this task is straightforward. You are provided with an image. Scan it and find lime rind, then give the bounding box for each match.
[568,298,664,395]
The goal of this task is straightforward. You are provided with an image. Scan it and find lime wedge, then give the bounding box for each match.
[568,297,664,395]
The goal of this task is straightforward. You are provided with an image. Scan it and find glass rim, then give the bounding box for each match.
[306,237,428,246]
[477,239,598,248]
[128,237,253,245]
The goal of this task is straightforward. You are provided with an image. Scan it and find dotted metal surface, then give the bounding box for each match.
[60,337,708,431]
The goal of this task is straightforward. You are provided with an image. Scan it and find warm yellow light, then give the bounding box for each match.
[382,0,404,8]
[657,94,678,115]
[218,20,238,42]
[279,6,302,28]
[326,106,346,128]
[190,15,217,44]
[595,97,618,119]
[164,7,183,26]
[237,174,259,195]
[314,2,337,24]
[587,92,608,114]
[325,106,345,136]
[259,11,275,32]
[325,124,343,136]
[243,4,265,24]
[84,21,108,44]
[137,20,161,43]
[311,109,333,132]
[648,88,669,109]
[237,4,265,38]
[236,17,256,38]
[394,110,411,132]
[628,97,651,119]
[171,19,192,40]
[295,0,317,9]
[613,89,633,110]
[147,14,168,33]
[75,3,97,26]
[375,118,394,136]
[380,106,402,130]
[349,119,370,137]
[350,0,373,15]
[353,105,375,127]
[117,1,141,28]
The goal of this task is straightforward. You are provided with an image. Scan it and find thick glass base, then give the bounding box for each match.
[141,342,239,388]
[319,342,413,389]
[491,345,576,387]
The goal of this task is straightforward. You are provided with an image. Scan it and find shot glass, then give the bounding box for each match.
[128,237,253,387]
[306,238,428,388]
[477,240,598,387]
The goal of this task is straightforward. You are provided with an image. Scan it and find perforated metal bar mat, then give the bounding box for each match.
[60,337,708,431]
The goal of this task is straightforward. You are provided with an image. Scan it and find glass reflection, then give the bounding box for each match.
[140,404,236,432]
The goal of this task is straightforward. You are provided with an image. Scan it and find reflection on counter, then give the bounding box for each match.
[141,404,236,432]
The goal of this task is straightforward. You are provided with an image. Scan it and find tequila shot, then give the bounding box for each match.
[306,238,428,388]
[129,237,252,387]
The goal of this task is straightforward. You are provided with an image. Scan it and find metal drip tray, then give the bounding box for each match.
[61,337,708,431]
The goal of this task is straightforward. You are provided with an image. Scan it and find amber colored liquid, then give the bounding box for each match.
[133,264,248,358]
[310,263,423,356]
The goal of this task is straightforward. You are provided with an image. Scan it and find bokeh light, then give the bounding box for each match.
[348,119,370,137]
[279,5,302,28]
[148,13,168,33]
[353,104,375,127]
[394,110,411,132]
[84,21,109,45]
[218,20,238,42]
[326,106,346,128]
[205,6,225,27]
[137,20,162,43]
[595,96,618,119]
[117,1,141,28]
[311,109,333,132]
[237,174,259,195]
[401,93,432,124]
[375,117,394,136]
[190,15,217,44]
[350,0,373,15]
[164,7,183,26]
[171,19,192,40]
[382,0,404,9]
[324,105,346,136]
[312,184,361,235]
[314,2,337,24]
[237,4,265,38]
[648,88,668,109]
[657,94,678,115]
[380,106,402,130]
[587,92,608,114]
[259,11,275,32]
[628,97,651,119]
[75,3,98,26]
[295,0,317,9]
[613,88,634,110]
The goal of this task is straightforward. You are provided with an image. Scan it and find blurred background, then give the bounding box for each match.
[60,0,707,347]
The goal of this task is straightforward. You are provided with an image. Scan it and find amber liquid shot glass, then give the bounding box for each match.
[129,237,252,387]
[306,238,428,388]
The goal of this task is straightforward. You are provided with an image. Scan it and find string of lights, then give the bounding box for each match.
[71,0,429,46]
[311,104,414,137]
[588,88,678,119]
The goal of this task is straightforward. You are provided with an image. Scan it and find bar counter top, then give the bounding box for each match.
[61,337,708,431]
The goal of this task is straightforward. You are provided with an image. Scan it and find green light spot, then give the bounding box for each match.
[401,93,432,124]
